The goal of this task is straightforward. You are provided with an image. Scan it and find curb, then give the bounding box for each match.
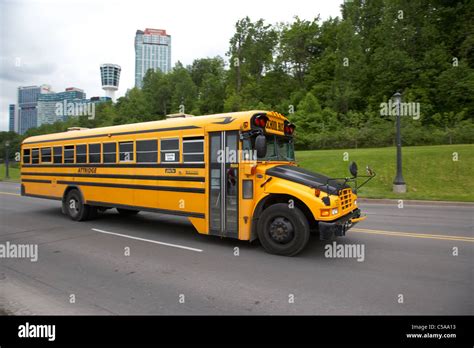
[358,198,474,207]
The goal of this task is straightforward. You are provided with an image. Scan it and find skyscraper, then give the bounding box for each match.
[18,85,51,135]
[9,104,16,133]
[37,87,86,126]
[135,28,171,88]
[100,64,121,101]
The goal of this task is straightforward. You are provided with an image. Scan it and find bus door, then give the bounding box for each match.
[209,131,239,238]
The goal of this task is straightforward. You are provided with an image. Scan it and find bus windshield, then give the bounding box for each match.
[243,134,295,162]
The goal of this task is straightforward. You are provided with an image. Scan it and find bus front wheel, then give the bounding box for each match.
[257,203,310,256]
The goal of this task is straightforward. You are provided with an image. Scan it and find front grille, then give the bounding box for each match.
[339,188,353,212]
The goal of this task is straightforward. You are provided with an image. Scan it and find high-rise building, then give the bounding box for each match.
[18,85,51,134]
[135,28,171,88]
[37,87,86,126]
[100,64,121,101]
[9,104,17,133]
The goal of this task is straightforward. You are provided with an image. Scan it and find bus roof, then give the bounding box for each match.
[23,110,289,145]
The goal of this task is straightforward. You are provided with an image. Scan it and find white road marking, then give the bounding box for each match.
[91,228,203,253]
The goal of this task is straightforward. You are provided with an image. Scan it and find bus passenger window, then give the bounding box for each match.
[53,146,62,164]
[64,146,75,163]
[119,142,134,162]
[32,149,39,164]
[76,145,87,163]
[136,140,157,163]
[183,137,204,163]
[160,138,179,163]
[23,149,31,164]
[40,147,52,163]
[89,143,101,163]
[103,143,117,163]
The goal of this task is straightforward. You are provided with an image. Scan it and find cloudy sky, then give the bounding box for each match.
[0,0,343,131]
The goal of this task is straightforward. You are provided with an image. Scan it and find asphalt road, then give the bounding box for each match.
[0,181,472,315]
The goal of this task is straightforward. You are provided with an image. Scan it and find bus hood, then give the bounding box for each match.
[266,165,349,195]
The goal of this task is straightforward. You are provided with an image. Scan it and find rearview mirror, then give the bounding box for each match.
[255,135,267,159]
[349,161,358,178]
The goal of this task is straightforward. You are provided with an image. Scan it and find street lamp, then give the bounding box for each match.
[392,92,406,193]
[5,140,10,180]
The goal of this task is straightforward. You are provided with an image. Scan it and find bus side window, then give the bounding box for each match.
[89,143,101,163]
[103,142,117,163]
[53,146,63,164]
[31,149,39,164]
[23,149,31,164]
[41,147,52,163]
[136,140,158,163]
[64,145,75,163]
[183,137,204,163]
[76,145,87,164]
[160,138,180,163]
[119,141,134,162]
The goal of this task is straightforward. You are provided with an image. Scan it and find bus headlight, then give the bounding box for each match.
[331,208,339,215]
[354,200,357,206]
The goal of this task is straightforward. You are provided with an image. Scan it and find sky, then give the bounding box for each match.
[0,0,344,131]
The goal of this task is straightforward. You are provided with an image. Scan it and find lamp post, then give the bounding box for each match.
[392,92,406,193]
[5,140,10,180]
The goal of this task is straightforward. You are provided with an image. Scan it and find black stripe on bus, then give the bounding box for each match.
[21,179,52,184]
[87,201,205,219]
[57,181,205,194]
[21,172,205,182]
[23,193,62,201]
[23,125,201,145]
[21,163,205,169]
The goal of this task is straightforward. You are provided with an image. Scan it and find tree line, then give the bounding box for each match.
[2,0,473,158]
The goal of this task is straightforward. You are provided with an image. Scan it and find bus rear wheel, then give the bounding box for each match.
[64,189,91,221]
[116,208,140,216]
[257,203,310,256]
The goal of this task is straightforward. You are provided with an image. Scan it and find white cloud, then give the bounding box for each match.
[0,0,343,131]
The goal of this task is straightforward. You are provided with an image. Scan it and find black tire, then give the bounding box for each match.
[64,189,90,221]
[116,208,140,216]
[257,203,310,256]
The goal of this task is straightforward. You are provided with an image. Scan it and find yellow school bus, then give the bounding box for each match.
[20,110,369,256]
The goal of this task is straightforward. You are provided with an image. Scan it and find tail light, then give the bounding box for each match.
[253,115,268,128]
[284,122,295,135]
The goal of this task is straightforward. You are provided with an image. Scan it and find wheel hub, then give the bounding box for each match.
[269,217,294,243]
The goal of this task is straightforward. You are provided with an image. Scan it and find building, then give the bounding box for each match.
[134,28,171,88]
[37,87,86,127]
[9,104,17,133]
[100,64,121,101]
[18,85,51,134]
[89,96,112,103]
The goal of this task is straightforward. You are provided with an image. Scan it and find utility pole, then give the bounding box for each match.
[392,92,406,193]
[5,140,10,180]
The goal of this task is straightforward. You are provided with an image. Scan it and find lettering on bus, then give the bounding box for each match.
[265,120,284,132]
[78,167,97,174]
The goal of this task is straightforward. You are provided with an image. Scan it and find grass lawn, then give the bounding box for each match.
[296,144,474,202]
[0,163,20,181]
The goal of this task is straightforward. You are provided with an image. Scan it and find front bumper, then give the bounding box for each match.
[318,208,365,240]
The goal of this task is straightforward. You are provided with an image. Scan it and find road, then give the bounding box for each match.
[0,181,472,315]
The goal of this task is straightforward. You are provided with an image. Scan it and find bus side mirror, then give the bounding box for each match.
[349,161,358,178]
[255,135,267,158]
